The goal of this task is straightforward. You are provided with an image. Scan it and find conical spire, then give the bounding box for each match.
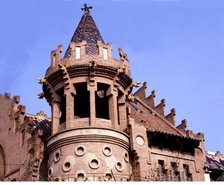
[65,4,104,57]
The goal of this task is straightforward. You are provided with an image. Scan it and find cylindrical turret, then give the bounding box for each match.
[43,4,133,181]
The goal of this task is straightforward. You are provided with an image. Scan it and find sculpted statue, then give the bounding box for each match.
[118,48,129,62]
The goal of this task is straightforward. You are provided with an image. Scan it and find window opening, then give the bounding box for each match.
[74,83,90,118]
[76,47,81,59]
[95,83,109,119]
[103,48,108,60]
[157,160,168,181]
[170,162,180,181]
[60,95,66,124]
[183,164,192,181]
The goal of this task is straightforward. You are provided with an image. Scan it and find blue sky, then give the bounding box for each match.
[0,0,224,153]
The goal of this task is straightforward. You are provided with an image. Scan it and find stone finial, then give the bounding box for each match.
[38,78,46,84]
[171,108,176,115]
[118,48,129,62]
[57,44,63,53]
[155,99,166,117]
[186,130,193,138]
[117,65,126,74]
[50,50,56,67]
[89,61,97,69]
[133,82,147,100]
[13,96,20,104]
[56,44,63,61]
[132,82,141,87]
[146,90,156,108]
[18,105,26,114]
[58,63,67,72]
[51,44,63,66]
[37,92,45,99]
[81,4,92,14]
[177,119,187,132]
[165,108,176,126]
[127,95,136,102]
[215,151,224,158]
[195,132,204,141]
[4,93,10,98]
[143,82,147,87]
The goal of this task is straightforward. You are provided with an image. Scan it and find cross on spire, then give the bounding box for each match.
[81,4,92,14]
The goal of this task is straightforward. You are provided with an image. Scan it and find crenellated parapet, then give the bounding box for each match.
[132,83,204,141]
[0,93,27,132]
[165,108,176,126]
[0,93,51,181]
[155,99,166,117]
[46,44,131,79]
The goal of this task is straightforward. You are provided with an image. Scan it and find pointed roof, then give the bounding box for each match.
[65,4,104,57]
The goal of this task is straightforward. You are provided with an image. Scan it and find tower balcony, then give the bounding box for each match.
[59,118,112,131]
[46,41,131,78]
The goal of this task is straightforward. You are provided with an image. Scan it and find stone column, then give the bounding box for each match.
[52,101,60,134]
[107,86,118,129]
[65,93,74,129]
[118,95,127,131]
[88,82,97,126]
[129,119,150,181]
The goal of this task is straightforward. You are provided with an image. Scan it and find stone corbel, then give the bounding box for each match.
[118,95,126,105]
[106,85,118,97]
[42,79,61,105]
[117,64,126,74]
[58,64,76,96]
[87,80,97,91]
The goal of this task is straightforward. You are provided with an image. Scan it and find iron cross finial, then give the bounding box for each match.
[81,4,92,13]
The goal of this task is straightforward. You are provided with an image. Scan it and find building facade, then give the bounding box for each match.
[0,5,207,181]
[205,151,224,181]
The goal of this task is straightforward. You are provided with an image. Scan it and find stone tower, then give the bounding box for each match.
[43,5,133,181]
[0,4,206,182]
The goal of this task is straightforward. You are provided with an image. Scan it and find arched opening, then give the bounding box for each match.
[95,83,109,119]
[0,145,5,181]
[74,83,90,118]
